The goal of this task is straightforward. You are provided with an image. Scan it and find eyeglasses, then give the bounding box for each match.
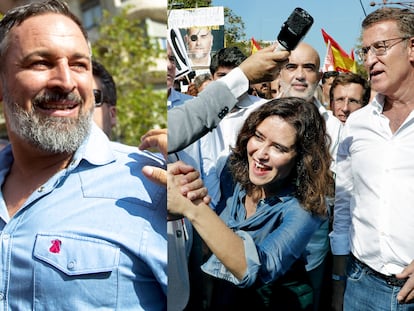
[93,89,103,107]
[334,98,361,106]
[355,37,411,62]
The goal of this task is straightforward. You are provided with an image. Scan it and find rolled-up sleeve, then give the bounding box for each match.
[202,204,321,288]
[201,230,260,288]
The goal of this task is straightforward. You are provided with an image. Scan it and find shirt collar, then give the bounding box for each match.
[168,88,193,109]
[70,123,116,169]
[371,93,386,114]
[313,98,329,116]
[236,183,294,205]
[0,123,116,191]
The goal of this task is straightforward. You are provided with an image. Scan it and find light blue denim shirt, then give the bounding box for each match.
[202,183,323,288]
[0,124,167,310]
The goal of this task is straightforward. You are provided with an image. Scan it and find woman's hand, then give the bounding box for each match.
[167,161,209,217]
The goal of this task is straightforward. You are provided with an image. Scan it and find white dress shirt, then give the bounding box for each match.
[305,99,342,271]
[313,100,342,173]
[330,94,414,275]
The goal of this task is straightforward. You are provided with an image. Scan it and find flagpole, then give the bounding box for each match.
[322,40,333,72]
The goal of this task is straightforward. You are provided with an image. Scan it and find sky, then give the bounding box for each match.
[211,0,386,64]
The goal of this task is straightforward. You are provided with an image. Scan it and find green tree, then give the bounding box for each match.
[170,1,247,53]
[92,9,166,146]
[222,7,246,47]
[353,35,368,79]
[179,0,211,8]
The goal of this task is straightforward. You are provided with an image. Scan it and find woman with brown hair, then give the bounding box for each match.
[168,97,334,310]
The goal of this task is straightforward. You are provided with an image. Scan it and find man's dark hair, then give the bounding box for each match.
[92,60,117,106]
[210,47,247,76]
[329,72,371,107]
[321,71,339,84]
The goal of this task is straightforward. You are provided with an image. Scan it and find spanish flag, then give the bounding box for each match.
[321,29,356,73]
[251,37,261,55]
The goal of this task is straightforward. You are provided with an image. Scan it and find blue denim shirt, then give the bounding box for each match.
[0,125,167,310]
[202,183,323,288]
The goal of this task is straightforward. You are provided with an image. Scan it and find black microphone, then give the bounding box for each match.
[276,8,314,51]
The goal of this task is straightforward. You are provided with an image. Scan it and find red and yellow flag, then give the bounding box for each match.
[321,29,356,73]
[251,37,261,55]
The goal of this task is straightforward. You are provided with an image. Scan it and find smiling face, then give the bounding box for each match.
[0,13,93,153]
[362,21,412,96]
[247,115,297,196]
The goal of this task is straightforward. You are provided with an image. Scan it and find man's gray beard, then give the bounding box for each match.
[191,51,208,60]
[4,97,93,154]
[279,81,318,101]
[188,47,211,61]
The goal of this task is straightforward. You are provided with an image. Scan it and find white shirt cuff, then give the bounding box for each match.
[220,67,249,99]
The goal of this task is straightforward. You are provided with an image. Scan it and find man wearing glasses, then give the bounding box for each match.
[92,60,117,139]
[330,7,414,310]
[329,72,371,124]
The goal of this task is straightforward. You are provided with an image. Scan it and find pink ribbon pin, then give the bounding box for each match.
[49,239,62,254]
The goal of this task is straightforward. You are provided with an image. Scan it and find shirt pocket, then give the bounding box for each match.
[33,233,120,310]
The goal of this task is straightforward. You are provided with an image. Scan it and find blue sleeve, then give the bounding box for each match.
[201,204,322,288]
[254,207,321,285]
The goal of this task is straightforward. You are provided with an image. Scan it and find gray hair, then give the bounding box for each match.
[362,7,414,37]
[0,0,89,65]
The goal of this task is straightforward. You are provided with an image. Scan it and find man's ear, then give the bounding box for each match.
[317,70,323,84]
[110,106,117,128]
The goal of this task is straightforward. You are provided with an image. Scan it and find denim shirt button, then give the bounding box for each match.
[0,292,5,301]
[67,261,76,270]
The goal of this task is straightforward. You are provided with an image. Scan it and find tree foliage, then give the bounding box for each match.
[222,7,246,46]
[179,0,211,8]
[92,9,166,146]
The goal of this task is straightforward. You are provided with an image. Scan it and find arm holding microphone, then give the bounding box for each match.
[168,45,289,153]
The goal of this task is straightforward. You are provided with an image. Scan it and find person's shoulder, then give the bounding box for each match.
[283,195,322,220]
[346,102,374,126]
[97,142,166,208]
[109,141,165,169]
[169,88,193,106]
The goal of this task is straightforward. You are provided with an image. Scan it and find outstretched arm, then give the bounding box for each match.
[168,46,289,153]
[168,161,247,280]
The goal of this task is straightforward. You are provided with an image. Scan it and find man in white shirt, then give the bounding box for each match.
[331,7,414,310]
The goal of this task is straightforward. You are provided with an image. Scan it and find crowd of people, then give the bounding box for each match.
[1,1,414,311]
[167,5,414,311]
